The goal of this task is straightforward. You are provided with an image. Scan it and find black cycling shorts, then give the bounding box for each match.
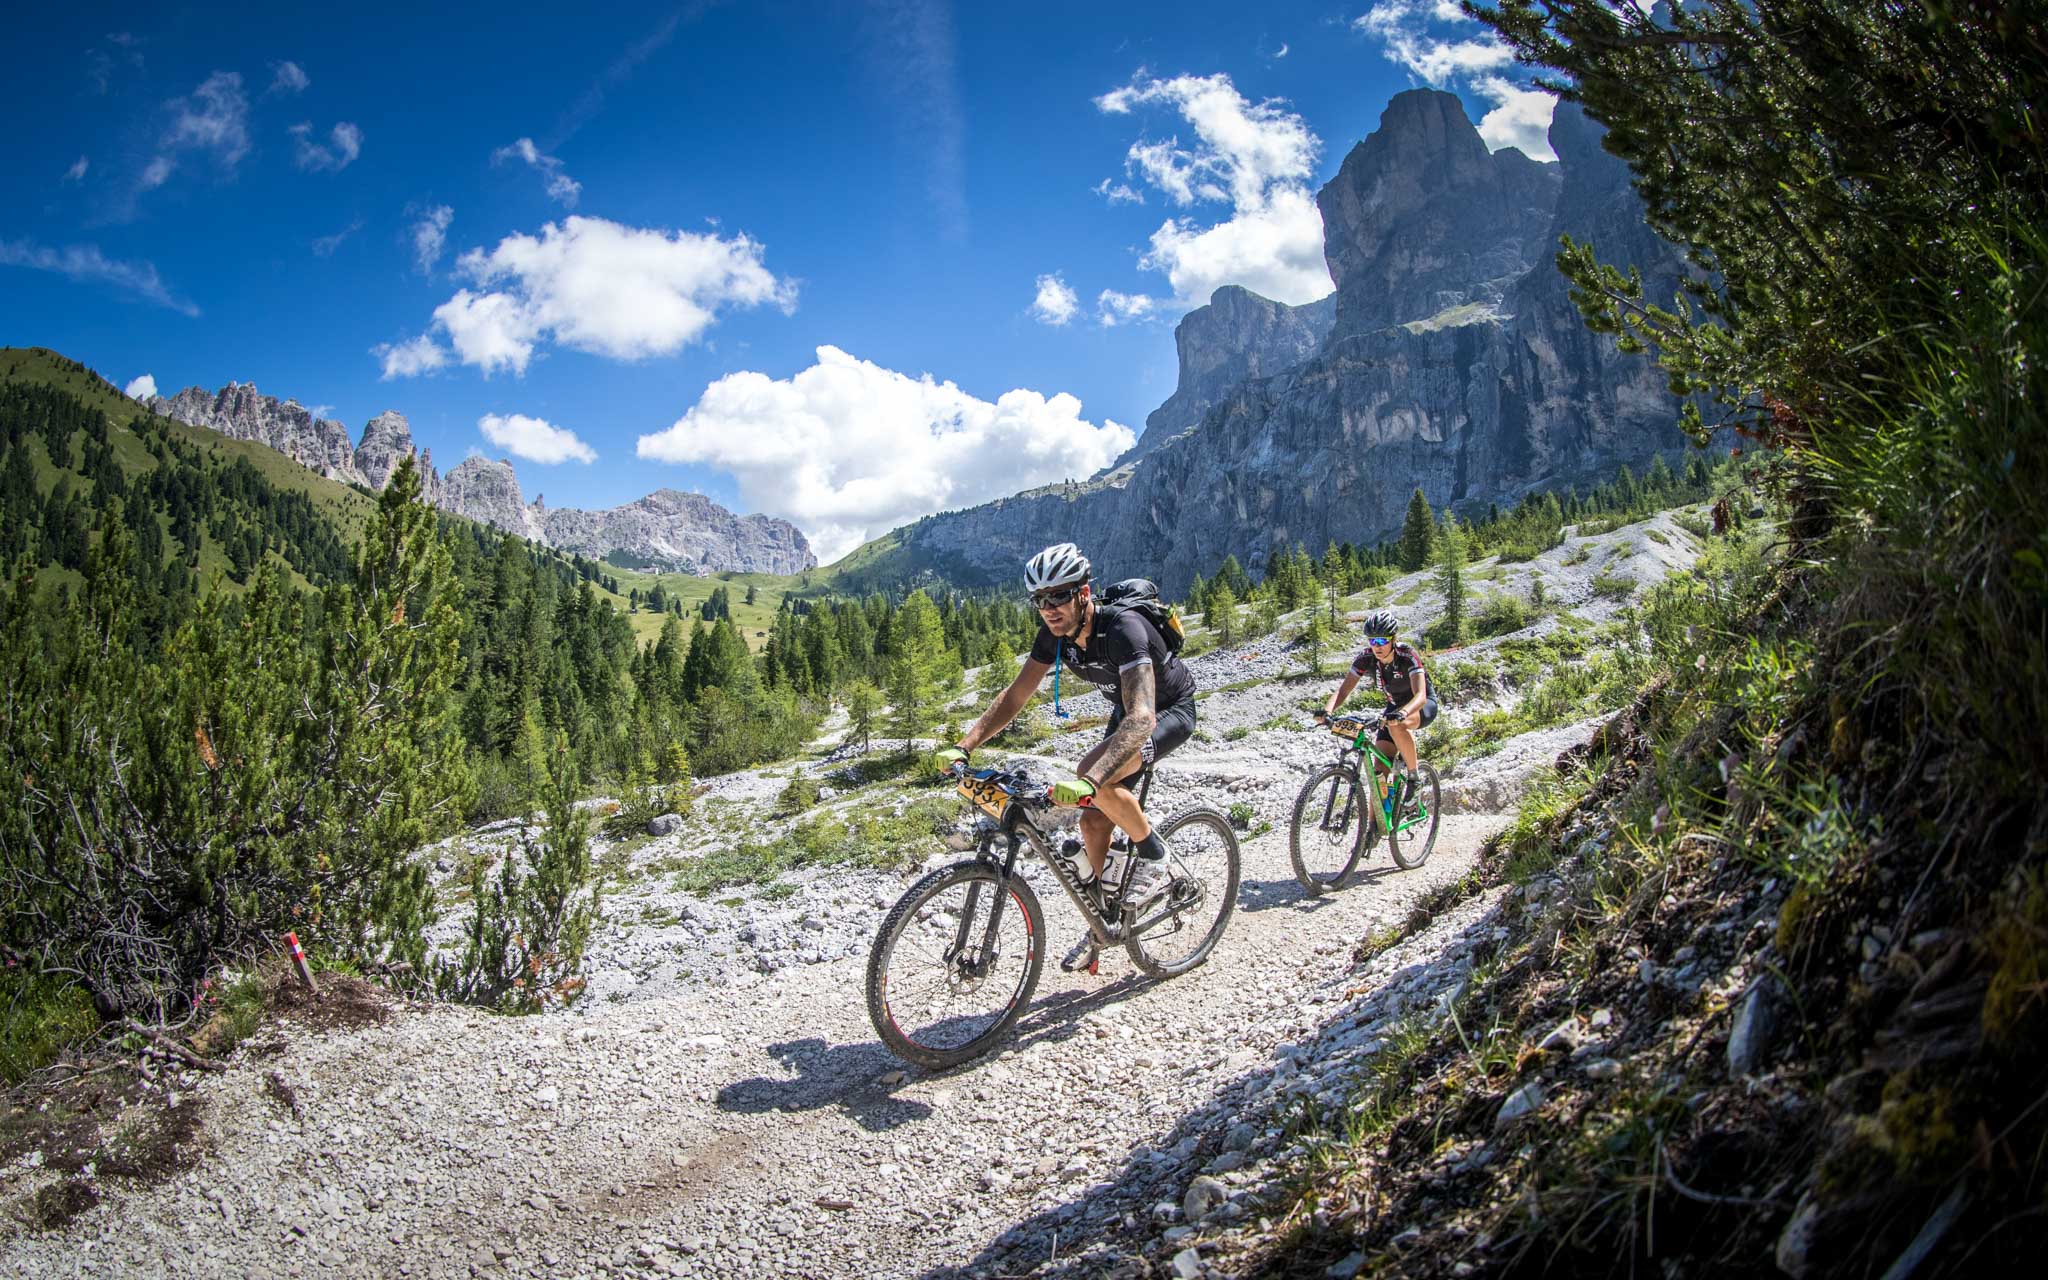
[1376,698,1439,742]
[1104,697,1197,767]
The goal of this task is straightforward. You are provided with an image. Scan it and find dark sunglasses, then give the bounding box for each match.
[1365,635,1392,647]
[1032,584,1083,610]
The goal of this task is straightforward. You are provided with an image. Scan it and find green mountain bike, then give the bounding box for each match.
[1288,711,1441,895]
[866,760,1240,1070]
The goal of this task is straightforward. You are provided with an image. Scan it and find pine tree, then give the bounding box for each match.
[1301,607,1330,676]
[1400,488,1437,571]
[885,589,947,751]
[1209,580,1239,646]
[844,681,879,755]
[1433,510,1469,648]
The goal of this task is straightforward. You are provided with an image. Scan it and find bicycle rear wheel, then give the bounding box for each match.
[1288,763,1370,895]
[1124,808,1240,978]
[866,861,1045,1070]
[1388,762,1442,870]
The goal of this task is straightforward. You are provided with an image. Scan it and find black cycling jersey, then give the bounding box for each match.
[1030,604,1196,713]
[1350,642,1428,705]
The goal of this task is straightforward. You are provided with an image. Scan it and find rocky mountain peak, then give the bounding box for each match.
[150,384,813,573]
[541,487,814,576]
[354,410,418,493]
[1116,285,1336,467]
[1317,88,1562,336]
[151,382,366,486]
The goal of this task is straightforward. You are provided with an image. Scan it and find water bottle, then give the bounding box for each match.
[1060,838,1096,884]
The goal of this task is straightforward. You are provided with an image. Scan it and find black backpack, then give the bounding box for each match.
[1096,578,1187,654]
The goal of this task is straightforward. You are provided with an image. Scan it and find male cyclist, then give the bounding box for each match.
[930,542,1198,973]
[1315,610,1436,800]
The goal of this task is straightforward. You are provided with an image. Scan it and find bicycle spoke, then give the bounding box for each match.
[874,871,1038,1057]
[1290,764,1367,894]
[1125,810,1239,977]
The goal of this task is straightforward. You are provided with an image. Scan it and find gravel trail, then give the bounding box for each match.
[0,769,1503,1280]
[0,511,1708,1279]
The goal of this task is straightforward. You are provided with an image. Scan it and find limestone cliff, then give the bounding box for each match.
[873,89,1697,594]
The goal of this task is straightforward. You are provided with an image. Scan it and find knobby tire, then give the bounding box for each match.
[866,860,1045,1070]
[1123,808,1240,978]
[1289,762,1374,895]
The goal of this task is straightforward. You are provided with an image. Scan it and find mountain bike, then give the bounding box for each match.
[866,760,1241,1070]
[1288,711,1441,895]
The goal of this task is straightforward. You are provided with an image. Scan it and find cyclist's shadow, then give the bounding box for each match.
[715,1037,932,1132]
[712,970,1161,1130]
[1237,864,1400,913]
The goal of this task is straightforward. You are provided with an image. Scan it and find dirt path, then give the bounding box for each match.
[1,511,1710,1278]
[1,811,1504,1280]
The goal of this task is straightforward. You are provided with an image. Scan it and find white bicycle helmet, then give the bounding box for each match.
[1024,542,1092,594]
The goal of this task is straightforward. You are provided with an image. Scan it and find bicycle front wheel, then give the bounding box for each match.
[1288,763,1370,896]
[1124,808,1241,978]
[1388,762,1442,870]
[866,861,1045,1070]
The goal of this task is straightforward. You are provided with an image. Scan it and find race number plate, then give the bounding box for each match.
[1330,718,1363,739]
[958,776,1010,819]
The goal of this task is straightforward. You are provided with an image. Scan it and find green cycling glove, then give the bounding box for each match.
[1049,777,1098,807]
[928,746,969,775]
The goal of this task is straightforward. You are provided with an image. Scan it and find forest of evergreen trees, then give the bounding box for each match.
[1181,449,1734,635]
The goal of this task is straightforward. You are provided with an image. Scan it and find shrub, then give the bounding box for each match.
[1591,572,1637,601]
[439,730,598,1013]
[774,775,822,816]
[0,968,99,1084]
[1470,591,1534,640]
[0,461,468,1021]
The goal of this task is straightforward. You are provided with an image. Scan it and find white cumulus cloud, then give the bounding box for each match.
[478,412,597,464]
[493,137,581,207]
[1094,72,1333,308]
[1096,290,1158,326]
[124,374,157,400]
[384,215,795,377]
[1353,1,1556,160]
[291,121,362,172]
[373,335,450,380]
[635,345,1135,562]
[269,61,309,94]
[1030,273,1079,326]
[141,71,249,191]
[410,204,453,273]
[1472,76,1559,157]
[64,156,89,182]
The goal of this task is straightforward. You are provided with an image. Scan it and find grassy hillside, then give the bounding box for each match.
[1,346,378,544]
[0,346,817,652]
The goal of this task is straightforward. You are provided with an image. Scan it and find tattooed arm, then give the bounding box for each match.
[1086,662,1157,786]
[961,658,1051,752]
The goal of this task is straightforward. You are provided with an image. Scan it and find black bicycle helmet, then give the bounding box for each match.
[1362,610,1398,638]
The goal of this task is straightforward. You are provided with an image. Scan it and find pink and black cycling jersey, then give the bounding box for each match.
[1350,642,1427,704]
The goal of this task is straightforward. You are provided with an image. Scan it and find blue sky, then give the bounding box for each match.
[1,2,1555,562]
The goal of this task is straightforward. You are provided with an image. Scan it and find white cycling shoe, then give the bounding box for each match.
[1121,854,1171,912]
[1060,935,1100,974]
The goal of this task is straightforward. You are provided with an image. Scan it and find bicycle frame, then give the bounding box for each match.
[953,766,1176,960]
[1328,727,1432,837]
